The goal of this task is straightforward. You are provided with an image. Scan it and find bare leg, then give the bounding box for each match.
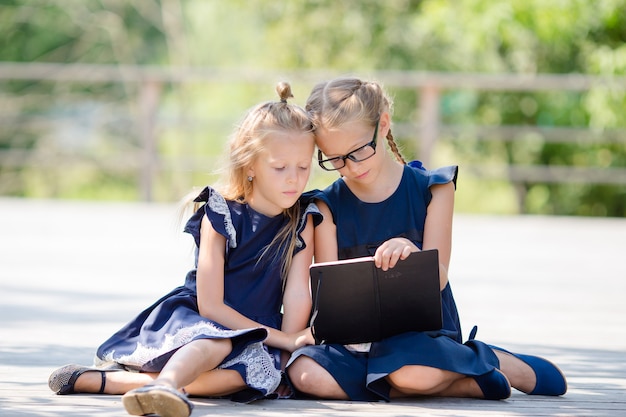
[121,339,234,417]
[287,356,349,400]
[438,375,500,398]
[153,338,232,390]
[71,370,157,394]
[387,365,473,397]
[387,365,510,400]
[68,339,238,397]
[494,350,536,393]
[71,367,248,397]
[436,376,490,398]
[184,369,246,397]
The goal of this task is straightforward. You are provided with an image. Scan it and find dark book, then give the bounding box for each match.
[309,249,443,345]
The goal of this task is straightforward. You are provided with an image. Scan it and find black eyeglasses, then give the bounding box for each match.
[318,120,379,171]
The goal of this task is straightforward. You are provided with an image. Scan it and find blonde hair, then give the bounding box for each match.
[185,81,313,286]
[305,77,406,164]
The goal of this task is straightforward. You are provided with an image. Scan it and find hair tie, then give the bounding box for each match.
[280,98,288,104]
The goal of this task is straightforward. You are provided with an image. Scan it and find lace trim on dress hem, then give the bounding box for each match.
[218,341,281,395]
[97,321,258,368]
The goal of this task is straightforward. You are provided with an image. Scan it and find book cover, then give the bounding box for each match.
[309,250,443,345]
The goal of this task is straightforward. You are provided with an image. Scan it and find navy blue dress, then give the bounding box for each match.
[287,162,498,401]
[96,186,321,398]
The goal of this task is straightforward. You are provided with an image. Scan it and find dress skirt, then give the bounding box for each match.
[95,285,281,396]
[287,285,499,401]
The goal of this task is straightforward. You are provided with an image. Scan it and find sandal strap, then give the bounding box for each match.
[98,371,106,394]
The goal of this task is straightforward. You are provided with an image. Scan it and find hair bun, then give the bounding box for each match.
[276,81,294,103]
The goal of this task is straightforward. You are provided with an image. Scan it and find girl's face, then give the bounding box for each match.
[315,118,386,184]
[247,131,315,217]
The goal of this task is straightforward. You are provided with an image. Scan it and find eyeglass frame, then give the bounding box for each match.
[317,119,380,171]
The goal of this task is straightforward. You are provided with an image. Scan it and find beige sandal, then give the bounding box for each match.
[122,384,194,417]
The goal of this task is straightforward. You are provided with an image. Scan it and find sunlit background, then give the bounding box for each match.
[1,0,625,216]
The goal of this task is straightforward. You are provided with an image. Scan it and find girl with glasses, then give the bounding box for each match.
[286,77,567,402]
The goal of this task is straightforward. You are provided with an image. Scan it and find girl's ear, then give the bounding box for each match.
[379,111,391,137]
[246,166,255,179]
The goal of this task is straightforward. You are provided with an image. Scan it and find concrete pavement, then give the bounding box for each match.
[1,197,625,416]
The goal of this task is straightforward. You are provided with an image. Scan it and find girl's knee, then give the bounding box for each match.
[287,356,347,399]
[286,356,312,388]
[287,357,326,391]
[189,338,232,361]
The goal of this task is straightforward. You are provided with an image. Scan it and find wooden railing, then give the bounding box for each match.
[1,62,625,201]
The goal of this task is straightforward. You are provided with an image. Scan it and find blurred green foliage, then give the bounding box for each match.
[0,0,625,216]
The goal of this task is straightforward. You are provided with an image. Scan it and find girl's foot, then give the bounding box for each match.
[491,345,567,396]
[48,363,124,395]
[122,383,193,417]
[473,368,511,400]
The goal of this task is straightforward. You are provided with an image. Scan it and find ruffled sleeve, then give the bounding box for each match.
[293,196,323,255]
[408,160,458,190]
[301,189,328,207]
[183,186,237,249]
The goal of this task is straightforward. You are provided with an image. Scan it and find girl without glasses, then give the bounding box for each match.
[48,82,319,417]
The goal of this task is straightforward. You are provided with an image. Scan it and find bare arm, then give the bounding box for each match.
[196,215,311,352]
[278,215,316,366]
[373,181,455,290]
[280,215,315,343]
[422,182,455,290]
[312,201,339,263]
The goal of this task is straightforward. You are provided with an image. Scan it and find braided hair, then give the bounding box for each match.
[305,77,406,165]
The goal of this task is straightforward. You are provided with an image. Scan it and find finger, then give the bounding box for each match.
[378,253,389,271]
[387,249,403,269]
[374,252,383,269]
[400,245,412,260]
[374,244,389,269]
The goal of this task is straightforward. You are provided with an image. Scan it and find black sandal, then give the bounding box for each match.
[48,363,124,395]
